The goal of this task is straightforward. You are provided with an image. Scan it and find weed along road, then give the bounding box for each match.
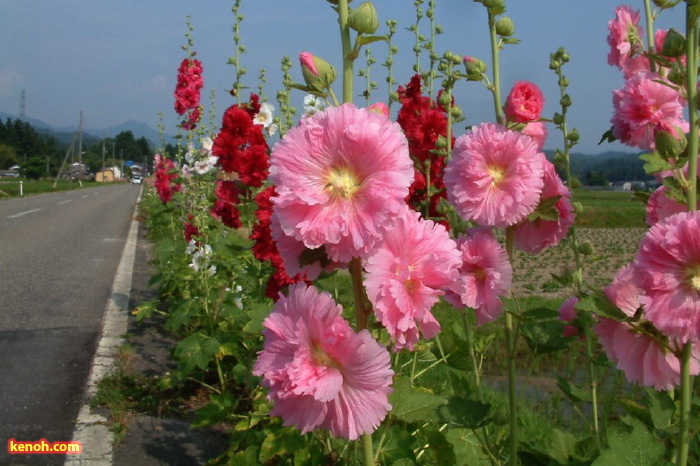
[0,184,141,464]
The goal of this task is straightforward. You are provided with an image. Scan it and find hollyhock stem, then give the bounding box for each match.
[487,10,504,125]
[504,227,518,465]
[677,9,698,466]
[643,0,656,73]
[337,0,354,104]
[461,309,482,397]
[677,342,692,466]
[349,257,374,465]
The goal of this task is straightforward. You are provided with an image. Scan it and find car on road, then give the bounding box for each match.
[130,176,143,184]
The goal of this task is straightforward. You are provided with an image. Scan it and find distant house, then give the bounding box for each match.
[95,166,122,182]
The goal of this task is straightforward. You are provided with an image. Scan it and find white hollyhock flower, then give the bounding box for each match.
[194,155,219,175]
[253,102,275,128]
[303,94,327,116]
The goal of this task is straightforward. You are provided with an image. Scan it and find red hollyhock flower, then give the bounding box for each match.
[211,180,242,229]
[183,215,200,243]
[249,186,310,300]
[154,155,181,204]
[212,94,269,188]
[174,58,204,130]
[396,75,452,225]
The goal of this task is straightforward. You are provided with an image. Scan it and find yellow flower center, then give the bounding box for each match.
[488,165,506,187]
[326,168,360,199]
[474,268,486,283]
[312,343,338,369]
[689,268,700,292]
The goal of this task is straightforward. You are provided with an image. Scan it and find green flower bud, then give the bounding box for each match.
[552,113,564,125]
[495,17,515,37]
[560,94,572,108]
[567,128,580,143]
[655,125,687,159]
[348,1,379,34]
[299,52,336,93]
[450,107,462,119]
[667,66,685,86]
[661,28,686,58]
[326,0,354,4]
[573,202,583,215]
[578,240,594,256]
[463,56,487,81]
[438,91,452,108]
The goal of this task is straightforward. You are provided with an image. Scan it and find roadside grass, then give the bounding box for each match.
[573,189,647,228]
[0,179,123,198]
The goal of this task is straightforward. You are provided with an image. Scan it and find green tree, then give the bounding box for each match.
[0,143,18,169]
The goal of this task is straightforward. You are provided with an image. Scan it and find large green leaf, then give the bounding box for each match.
[389,376,447,422]
[173,332,221,373]
[592,418,665,466]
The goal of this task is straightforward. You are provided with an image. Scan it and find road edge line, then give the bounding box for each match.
[65,188,142,465]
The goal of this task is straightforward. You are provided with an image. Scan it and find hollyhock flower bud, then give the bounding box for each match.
[495,17,515,37]
[661,28,686,58]
[326,0,353,3]
[348,1,379,34]
[299,52,337,93]
[654,124,687,159]
[504,81,545,123]
[578,240,594,256]
[482,0,505,9]
[463,56,487,81]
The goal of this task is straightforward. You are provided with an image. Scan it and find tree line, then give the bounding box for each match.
[0,118,155,179]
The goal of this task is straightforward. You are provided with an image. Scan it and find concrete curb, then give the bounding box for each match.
[65,189,142,465]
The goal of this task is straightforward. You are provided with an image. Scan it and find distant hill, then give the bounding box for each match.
[0,111,174,148]
[545,149,651,183]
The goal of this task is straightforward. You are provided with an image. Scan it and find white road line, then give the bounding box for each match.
[7,208,41,219]
[80,195,89,199]
[57,199,73,205]
[66,191,141,466]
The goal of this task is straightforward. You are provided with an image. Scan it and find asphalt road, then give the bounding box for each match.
[0,184,141,465]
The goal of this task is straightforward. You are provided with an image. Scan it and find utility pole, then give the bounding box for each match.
[19,90,26,120]
[77,111,83,186]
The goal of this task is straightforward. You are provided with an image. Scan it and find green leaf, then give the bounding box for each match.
[445,428,488,466]
[527,196,562,222]
[173,332,221,373]
[520,307,573,354]
[191,392,236,428]
[164,298,196,332]
[592,418,664,465]
[598,126,617,145]
[376,425,418,464]
[389,376,447,422]
[132,299,156,322]
[438,396,492,428]
[357,34,389,46]
[228,446,260,466]
[617,397,653,431]
[547,429,579,464]
[242,301,272,335]
[260,426,306,464]
[556,376,592,403]
[576,291,627,321]
[639,152,672,175]
[645,388,676,431]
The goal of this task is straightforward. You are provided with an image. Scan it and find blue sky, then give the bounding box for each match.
[0,1,687,153]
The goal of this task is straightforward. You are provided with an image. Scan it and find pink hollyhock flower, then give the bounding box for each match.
[444,228,513,326]
[513,159,575,254]
[646,185,689,226]
[364,208,461,350]
[611,73,686,150]
[607,5,644,71]
[558,297,580,338]
[504,81,545,123]
[596,264,700,390]
[633,211,700,343]
[521,121,548,151]
[368,102,389,117]
[252,284,393,440]
[444,123,545,228]
[269,103,414,262]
